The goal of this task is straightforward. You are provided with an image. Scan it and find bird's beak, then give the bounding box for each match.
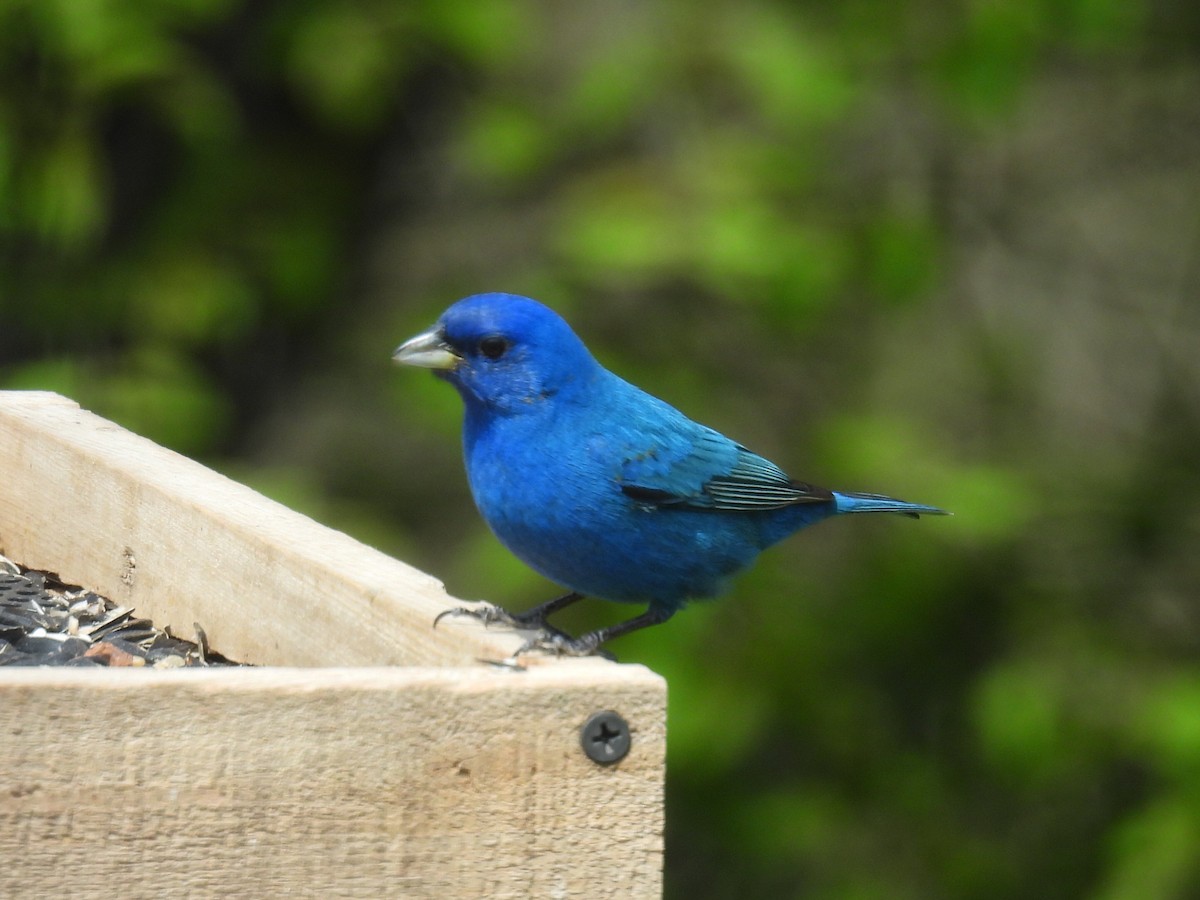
[392,327,461,370]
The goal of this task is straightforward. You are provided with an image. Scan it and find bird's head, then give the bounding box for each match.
[393,293,598,414]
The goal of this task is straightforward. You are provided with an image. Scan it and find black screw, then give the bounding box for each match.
[580,710,631,765]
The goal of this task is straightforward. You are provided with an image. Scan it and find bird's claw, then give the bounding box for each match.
[433,602,521,630]
[514,631,616,660]
[433,600,615,660]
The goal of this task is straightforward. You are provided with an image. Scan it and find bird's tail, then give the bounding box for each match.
[833,491,949,519]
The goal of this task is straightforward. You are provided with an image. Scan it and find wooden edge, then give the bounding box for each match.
[0,656,664,691]
[0,391,540,665]
[0,661,666,898]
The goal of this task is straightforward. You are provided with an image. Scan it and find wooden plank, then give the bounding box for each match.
[0,664,665,899]
[0,391,524,666]
[0,391,668,896]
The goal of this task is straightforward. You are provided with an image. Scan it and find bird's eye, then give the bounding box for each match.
[478,335,510,360]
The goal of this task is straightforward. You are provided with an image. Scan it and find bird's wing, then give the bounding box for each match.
[618,425,832,512]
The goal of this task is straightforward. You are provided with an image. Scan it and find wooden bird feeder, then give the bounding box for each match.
[0,391,666,898]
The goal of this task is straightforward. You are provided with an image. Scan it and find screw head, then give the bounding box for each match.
[580,710,631,765]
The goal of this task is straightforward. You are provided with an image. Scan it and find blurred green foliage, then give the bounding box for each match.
[3,0,1199,896]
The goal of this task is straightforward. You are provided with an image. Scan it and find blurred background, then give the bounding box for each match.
[2,0,1199,896]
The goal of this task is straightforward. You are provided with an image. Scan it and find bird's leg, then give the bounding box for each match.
[509,591,587,627]
[516,605,676,658]
[433,591,586,637]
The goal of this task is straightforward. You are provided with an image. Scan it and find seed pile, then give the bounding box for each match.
[0,554,240,667]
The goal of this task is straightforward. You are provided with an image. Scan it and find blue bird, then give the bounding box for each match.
[393,293,947,656]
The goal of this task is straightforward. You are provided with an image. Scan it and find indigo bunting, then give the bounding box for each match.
[394,293,946,656]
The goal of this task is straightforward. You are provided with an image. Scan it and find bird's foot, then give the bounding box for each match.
[432,593,612,658]
[514,630,616,661]
[433,602,576,646]
[433,602,524,630]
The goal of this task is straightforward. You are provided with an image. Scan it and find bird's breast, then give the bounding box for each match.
[464,413,602,519]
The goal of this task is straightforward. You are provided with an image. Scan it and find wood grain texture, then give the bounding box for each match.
[0,664,665,898]
[0,391,667,897]
[0,391,521,666]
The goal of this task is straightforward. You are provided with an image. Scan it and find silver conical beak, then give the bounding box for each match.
[392,327,461,370]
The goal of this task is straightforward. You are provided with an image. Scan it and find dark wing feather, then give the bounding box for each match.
[620,431,832,512]
[696,448,833,510]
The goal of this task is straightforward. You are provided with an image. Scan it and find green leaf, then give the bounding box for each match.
[722,5,856,129]
[458,103,549,185]
[24,129,106,248]
[554,176,685,282]
[1140,676,1200,781]
[127,253,258,345]
[1093,798,1200,900]
[973,661,1066,783]
[285,5,412,128]
[866,214,941,305]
